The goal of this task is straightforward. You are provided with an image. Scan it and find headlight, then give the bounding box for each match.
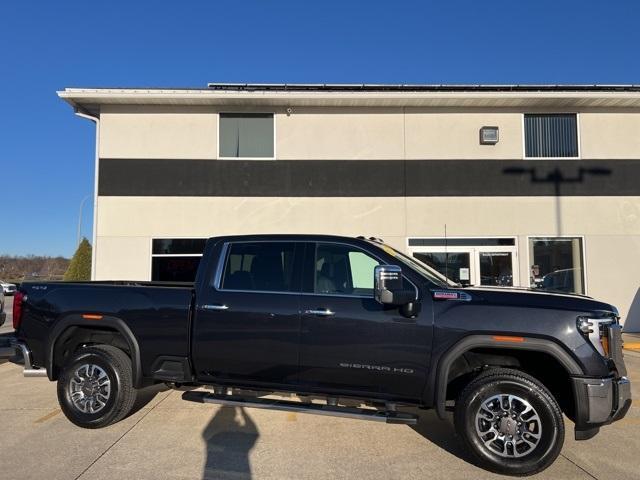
[577,314,619,357]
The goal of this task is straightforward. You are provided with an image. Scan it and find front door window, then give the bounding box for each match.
[314,243,380,296]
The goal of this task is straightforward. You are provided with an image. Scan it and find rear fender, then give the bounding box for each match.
[46,314,143,388]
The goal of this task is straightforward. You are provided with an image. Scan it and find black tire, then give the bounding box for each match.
[57,345,137,429]
[454,368,564,476]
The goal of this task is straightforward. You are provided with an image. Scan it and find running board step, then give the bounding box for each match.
[181,391,418,425]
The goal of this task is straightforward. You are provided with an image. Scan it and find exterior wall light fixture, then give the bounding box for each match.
[480,126,499,145]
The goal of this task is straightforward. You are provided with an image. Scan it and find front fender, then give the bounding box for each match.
[430,334,583,419]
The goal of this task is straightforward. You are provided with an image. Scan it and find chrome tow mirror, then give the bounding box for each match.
[374,265,415,306]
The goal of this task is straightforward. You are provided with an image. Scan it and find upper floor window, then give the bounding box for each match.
[219,113,274,158]
[524,114,578,158]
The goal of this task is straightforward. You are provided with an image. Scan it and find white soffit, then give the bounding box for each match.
[58,87,640,112]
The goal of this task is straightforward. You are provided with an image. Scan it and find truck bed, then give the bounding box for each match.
[16,281,194,382]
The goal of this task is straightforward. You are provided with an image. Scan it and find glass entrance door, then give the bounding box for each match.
[479,251,514,286]
[408,238,519,287]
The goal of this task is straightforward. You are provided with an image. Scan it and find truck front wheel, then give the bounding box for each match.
[454,368,564,476]
[57,345,137,429]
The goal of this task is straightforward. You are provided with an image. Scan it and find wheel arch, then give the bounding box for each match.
[46,315,143,388]
[432,334,583,419]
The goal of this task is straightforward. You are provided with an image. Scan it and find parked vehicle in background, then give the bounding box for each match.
[0,281,16,295]
[541,269,581,293]
[12,235,631,476]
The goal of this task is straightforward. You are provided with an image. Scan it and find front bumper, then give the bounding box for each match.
[572,375,632,440]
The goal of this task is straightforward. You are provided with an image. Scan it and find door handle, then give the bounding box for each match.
[304,308,335,317]
[202,304,229,311]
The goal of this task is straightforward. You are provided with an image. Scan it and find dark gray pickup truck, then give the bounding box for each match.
[13,235,631,476]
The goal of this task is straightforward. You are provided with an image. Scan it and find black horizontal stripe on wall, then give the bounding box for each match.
[99,158,640,197]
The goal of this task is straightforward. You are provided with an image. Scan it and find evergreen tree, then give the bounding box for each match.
[63,238,92,281]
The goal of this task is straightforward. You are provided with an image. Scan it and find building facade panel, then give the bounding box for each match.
[94,236,151,280]
[579,111,640,159]
[99,105,218,159]
[405,110,524,159]
[95,196,407,240]
[276,107,405,160]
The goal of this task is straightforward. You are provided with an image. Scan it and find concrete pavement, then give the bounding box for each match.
[0,351,639,480]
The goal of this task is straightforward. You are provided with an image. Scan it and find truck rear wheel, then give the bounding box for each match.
[57,345,137,429]
[454,368,564,476]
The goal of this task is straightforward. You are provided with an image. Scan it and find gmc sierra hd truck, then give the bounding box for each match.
[13,235,631,476]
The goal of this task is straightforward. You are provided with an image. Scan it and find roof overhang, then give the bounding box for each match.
[58,84,640,115]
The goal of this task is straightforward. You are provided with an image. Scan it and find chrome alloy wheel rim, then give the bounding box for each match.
[68,364,111,414]
[474,394,542,458]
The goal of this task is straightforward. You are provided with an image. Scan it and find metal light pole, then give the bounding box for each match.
[76,195,91,247]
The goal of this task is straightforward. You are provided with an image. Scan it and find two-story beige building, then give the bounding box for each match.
[58,84,640,330]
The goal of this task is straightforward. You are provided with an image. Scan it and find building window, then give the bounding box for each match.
[524,114,578,158]
[219,113,274,158]
[151,238,206,282]
[221,242,296,292]
[409,237,518,287]
[529,237,585,294]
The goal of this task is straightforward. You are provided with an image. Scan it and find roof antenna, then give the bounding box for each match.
[444,224,449,284]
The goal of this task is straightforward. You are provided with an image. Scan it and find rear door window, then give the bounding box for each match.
[221,242,297,292]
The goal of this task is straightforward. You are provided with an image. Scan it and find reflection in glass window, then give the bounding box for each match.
[413,252,471,285]
[151,238,206,282]
[479,252,513,286]
[152,238,207,255]
[529,237,585,294]
[152,256,201,282]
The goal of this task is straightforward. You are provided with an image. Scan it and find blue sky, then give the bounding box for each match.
[1,0,639,256]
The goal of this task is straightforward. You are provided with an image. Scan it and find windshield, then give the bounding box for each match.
[373,243,459,288]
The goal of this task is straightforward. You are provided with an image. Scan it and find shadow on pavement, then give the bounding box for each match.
[624,287,640,333]
[408,408,479,468]
[128,383,171,416]
[201,406,259,480]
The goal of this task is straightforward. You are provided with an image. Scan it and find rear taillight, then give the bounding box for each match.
[13,291,25,330]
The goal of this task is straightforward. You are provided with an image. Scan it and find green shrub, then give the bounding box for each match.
[63,238,92,281]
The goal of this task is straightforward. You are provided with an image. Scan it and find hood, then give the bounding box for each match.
[460,285,618,315]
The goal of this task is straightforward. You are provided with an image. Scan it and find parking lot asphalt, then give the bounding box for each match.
[1,303,639,480]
